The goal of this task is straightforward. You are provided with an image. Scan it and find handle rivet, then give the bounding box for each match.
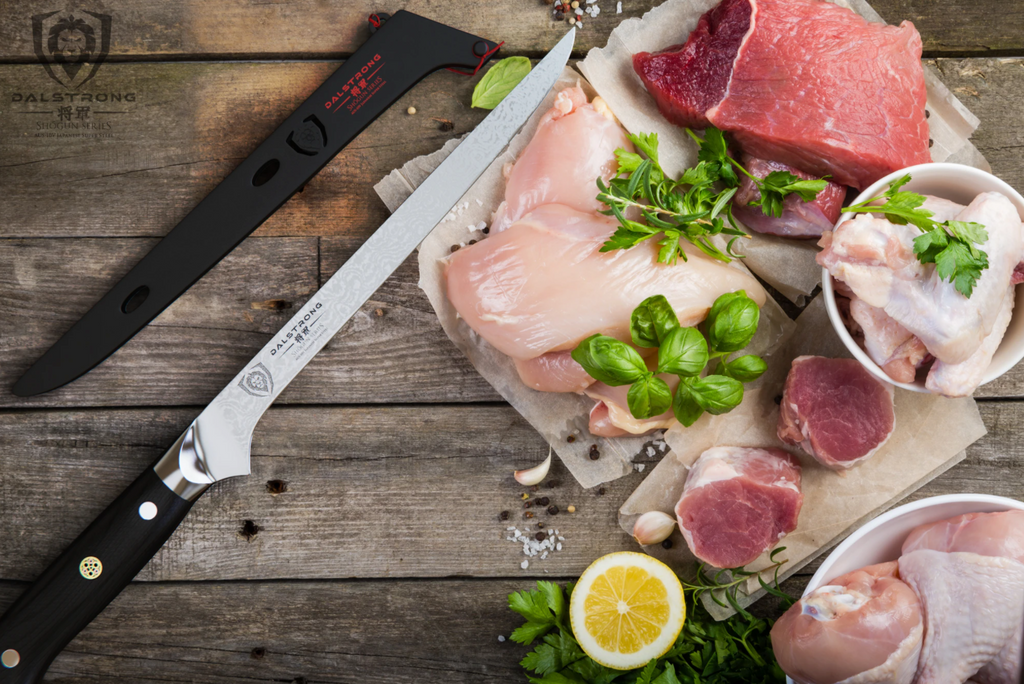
[139,501,158,520]
[79,556,103,580]
[1,649,19,668]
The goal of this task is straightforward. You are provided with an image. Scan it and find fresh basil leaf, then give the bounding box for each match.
[657,327,709,377]
[471,56,532,109]
[630,295,681,348]
[672,381,704,427]
[627,374,672,419]
[706,291,760,353]
[715,354,767,382]
[689,375,744,414]
[571,335,648,386]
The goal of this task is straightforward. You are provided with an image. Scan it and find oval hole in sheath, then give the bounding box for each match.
[121,285,150,314]
[252,158,280,187]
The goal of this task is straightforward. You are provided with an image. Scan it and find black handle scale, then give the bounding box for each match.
[0,465,195,683]
[13,11,499,397]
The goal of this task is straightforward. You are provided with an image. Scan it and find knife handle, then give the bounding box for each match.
[0,463,199,683]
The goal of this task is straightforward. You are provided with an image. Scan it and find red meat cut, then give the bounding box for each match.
[633,0,931,189]
[732,156,847,238]
[675,446,803,569]
[778,356,895,470]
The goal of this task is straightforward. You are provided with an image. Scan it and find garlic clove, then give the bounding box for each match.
[515,451,552,486]
[632,511,677,546]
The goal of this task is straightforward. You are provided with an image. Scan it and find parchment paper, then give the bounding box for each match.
[376,68,795,488]
[578,0,991,303]
[618,296,988,616]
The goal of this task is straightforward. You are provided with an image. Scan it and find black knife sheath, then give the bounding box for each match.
[13,11,499,397]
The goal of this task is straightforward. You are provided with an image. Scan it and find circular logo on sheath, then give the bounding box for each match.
[239,362,274,398]
[79,556,103,580]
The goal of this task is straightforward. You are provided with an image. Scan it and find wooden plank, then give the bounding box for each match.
[0,62,487,240]
[0,0,1020,62]
[0,237,499,407]
[0,401,1018,582]
[5,55,1024,242]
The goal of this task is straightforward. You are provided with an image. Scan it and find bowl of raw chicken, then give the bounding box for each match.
[820,163,1024,397]
[774,494,1024,684]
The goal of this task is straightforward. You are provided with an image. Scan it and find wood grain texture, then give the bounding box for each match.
[0,237,499,407]
[0,0,1020,62]
[0,402,1019,583]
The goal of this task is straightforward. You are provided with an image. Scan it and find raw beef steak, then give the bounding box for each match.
[633,0,930,189]
[778,356,895,470]
[675,446,803,569]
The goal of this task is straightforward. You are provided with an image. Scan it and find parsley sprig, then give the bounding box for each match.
[840,175,990,297]
[509,550,793,683]
[597,127,829,265]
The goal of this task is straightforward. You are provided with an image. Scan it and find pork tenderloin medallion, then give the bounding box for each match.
[778,356,895,470]
[675,446,803,569]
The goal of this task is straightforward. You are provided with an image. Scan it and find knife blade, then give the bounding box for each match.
[13,10,501,398]
[0,27,574,682]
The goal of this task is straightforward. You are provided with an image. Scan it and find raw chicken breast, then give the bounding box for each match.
[584,373,679,436]
[898,550,1024,684]
[675,446,802,568]
[777,356,895,470]
[818,192,1024,365]
[514,351,595,393]
[490,87,631,233]
[847,295,929,384]
[445,203,766,361]
[926,286,1014,397]
[732,156,847,238]
[633,0,930,189]
[771,562,923,684]
[902,510,1024,565]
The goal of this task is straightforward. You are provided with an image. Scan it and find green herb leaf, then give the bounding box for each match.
[521,630,585,676]
[753,171,830,218]
[689,375,745,415]
[571,335,649,386]
[538,580,567,624]
[627,132,660,166]
[715,354,768,382]
[627,374,673,419]
[471,57,532,109]
[706,291,760,353]
[651,662,682,684]
[635,660,658,684]
[631,295,681,348]
[614,149,645,176]
[657,327,709,377]
[672,381,705,427]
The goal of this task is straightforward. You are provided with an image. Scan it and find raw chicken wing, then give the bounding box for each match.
[847,295,929,383]
[771,562,923,684]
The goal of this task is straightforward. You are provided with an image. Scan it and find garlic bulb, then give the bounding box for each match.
[632,511,677,546]
[514,451,552,486]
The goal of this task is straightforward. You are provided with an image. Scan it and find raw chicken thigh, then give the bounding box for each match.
[777,356,895,470]
[446,203,766,360]
[771,562,923,684]
[490,87,631,233]
[675,447,802,568]
[902,510,1024,569]
[898,549,1024,684]
[846,295,929,384]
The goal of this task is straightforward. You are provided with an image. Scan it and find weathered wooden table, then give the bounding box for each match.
[1,1,1023,681]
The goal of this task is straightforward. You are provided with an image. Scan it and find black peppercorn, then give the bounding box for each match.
[499,510,510,521]
[537,497,550,507]
[535,531,547,541]
[547,480,560,488]
[598,487,606,495]
[661,539,673,549]
[548,505,559,515]
[450,244,460,253]
[567,434,576,443]
[589,445,600,460]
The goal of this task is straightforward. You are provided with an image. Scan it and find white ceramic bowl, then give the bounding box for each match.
[822,163,1024,392]
[785,494,1024,684]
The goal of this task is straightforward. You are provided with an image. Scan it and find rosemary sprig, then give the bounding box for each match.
[683,547,793,619]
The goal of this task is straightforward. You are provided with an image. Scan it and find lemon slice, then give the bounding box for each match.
[569,551,686,670]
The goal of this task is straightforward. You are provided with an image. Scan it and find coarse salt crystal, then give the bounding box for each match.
[498,635,506,642]
[556,542,563,551]
[617,1,622,12]
[521,560,529,569]
[475,199,484,206]
[646,446,655,458]
[541,551,549,560]
[635,463,646,473]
